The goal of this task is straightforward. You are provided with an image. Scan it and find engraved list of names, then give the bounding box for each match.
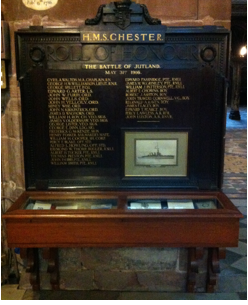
[47,77,116,166]
[125,77,190,121]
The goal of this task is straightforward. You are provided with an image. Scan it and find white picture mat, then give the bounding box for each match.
[124,131,188,177]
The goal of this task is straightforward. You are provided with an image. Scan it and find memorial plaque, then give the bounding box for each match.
[15,0,230,190]
[4,3,242,294]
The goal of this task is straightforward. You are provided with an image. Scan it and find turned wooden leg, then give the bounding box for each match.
[20,248,40,291]
[187,247,204,292]
[43,248,60,290]
[207,247,226,292]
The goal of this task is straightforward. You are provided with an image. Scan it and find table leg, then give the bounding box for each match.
[187,247,204,292]
[20,248,40,291]
[43,248,60,290]
[207,247,226,292]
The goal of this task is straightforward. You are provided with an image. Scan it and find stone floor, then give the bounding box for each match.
[1,108,247,300]
[217,107,247,300]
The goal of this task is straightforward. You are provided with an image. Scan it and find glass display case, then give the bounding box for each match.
[23,196,220,210]
[5,190,241,248]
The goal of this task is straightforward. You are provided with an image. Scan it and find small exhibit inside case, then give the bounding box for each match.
[3,0,243,293]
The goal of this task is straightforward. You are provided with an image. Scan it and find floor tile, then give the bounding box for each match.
[239,227,247,240]
[118,292,242,300]
[221,251,245,272]
[231,199,247,207]
[218,274,247,293]
[238,206,247,216]
[22,290,40,301]
[240,217,247,226]
[1,285,26,300]
[118,292,188,300]
[227,241,247,256]
[226,107,247,129]
[231,257,247,273]
[195,293,242,300]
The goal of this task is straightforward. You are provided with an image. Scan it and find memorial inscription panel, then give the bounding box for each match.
[47,76,116,167]
[44,68,195,173]
[15,11,229,189]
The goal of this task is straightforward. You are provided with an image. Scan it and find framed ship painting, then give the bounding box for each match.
[124,131,188,177]
[135,138,178,167]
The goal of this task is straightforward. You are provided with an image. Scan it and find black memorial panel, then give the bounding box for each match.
[15,1,229,190]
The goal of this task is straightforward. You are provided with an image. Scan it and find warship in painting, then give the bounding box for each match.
[140,143,175,160]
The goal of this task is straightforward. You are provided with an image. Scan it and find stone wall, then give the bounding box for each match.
[1,0,231,292]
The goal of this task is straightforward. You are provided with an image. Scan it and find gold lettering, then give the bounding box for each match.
[110,33,117,41]
[118,34,125,41]
[83,34,90,41]
[82,32,163,43]
[125,77,190,121]
[149,34,155,41]
[141,33,148,41]
[93,33,100,41]
[47,77,116,166]
[127,34,133,41]
[157,33,162,41]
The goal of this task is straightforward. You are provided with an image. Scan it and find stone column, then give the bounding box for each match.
[229,56,246,120]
